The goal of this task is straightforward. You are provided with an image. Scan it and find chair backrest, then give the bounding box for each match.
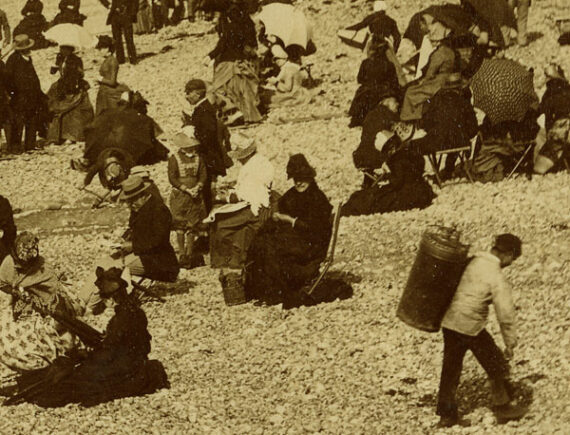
[327,201,343,263]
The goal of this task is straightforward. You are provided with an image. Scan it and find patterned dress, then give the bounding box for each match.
[0,256,83,372]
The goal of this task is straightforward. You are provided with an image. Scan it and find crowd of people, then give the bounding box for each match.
[0,0,567,428]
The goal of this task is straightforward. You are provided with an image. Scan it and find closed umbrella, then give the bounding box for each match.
[45,23,96,49]
[471,58,539,125]
[257,3,312,49]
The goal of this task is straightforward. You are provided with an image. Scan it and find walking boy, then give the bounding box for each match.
[437,233,526,427]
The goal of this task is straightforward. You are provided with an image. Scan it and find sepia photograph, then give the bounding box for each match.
[0,0,568,433]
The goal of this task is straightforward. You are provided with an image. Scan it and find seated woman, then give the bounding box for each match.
[46,45,94,145]
[7,266,169,407]
[470,109,540,182]
[0,232,84,373]
[13,0,52,50]
[246,154,332,306]
[342,124,435,217]
[265,46,318,108]
[400,21,457,122]
[205,134,275,305]
[352,97,400,188]
[348,38,401,128]
[51,0,87,27]
[95,36,130,117]
[535,64,570,174]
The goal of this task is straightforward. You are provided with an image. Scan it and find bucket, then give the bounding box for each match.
[220,271,247,306]
[396,226,469,332]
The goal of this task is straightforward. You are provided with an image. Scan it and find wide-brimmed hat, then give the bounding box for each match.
[13,34,35,51]
[230,132,257,160]
[442,72,470,90]
[172,126,201,149]
[130,165,150,179]
[118,175,151,201]
[286,153,316,180]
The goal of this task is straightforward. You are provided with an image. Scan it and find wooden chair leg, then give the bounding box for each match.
[428,154,443,187]
[459,152,475,183]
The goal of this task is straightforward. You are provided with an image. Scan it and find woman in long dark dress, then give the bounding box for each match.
[46,45,94,144]
[9,266,168,408]
[348,40,400,128]
[342,134,435,217]
[247,154,332,305]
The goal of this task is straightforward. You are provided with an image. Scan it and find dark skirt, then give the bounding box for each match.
[342,181,435,217]
[95,82,130,117]
[246,221,328,303]
[348,86,385,127]
[47,84,94,143]
[14,357,168,408]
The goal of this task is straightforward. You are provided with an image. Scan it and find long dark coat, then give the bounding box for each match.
[100,0,138,25]
[5,51,45,117]
[129,194,179,282]
[342,145,435,217]
[417,87,478,154]
[188,99,230,177]
[247,182,332,303]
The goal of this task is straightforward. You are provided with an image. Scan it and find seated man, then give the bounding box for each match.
[79,176,179,313]
[0,232,84,373]
[7,266,168,407]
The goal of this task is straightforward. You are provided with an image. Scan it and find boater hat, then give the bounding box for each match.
[13,34,35,51]
[118,175,150,201]
[229,132,257,160]
[172,126,201,150]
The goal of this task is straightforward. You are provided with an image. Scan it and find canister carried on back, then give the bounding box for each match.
[397,226,470,332]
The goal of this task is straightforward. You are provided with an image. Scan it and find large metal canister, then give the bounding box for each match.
[397,226,469,332]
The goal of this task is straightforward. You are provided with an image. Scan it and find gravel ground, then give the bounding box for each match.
[0,0,569,433]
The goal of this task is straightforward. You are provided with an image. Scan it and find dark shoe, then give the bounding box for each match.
[436,416,458,428]
[494,404,527,424]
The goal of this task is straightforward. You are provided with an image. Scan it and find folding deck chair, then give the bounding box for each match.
[303,201,343,298]
[427,145,475,187]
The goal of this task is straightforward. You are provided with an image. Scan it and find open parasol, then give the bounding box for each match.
[471,58,539,125]
[44,23,97,49]
[257,3,313,49]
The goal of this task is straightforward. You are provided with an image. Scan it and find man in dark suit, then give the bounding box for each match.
[183,78,232,211]
[5,34,45,153]
[99,0,138,64]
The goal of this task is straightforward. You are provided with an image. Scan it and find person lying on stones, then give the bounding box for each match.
[6,266,168,408]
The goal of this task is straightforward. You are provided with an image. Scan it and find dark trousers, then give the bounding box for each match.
[10,111,37,152]
[437,328,510,419]
[112,21,137,64]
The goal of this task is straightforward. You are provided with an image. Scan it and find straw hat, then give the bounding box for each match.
[172,126,201,150]
[118,176,151,201]
[13,34,35,51]
[230,132,257,160]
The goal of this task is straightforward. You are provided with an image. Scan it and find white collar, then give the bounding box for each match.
[477,251,501,264]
